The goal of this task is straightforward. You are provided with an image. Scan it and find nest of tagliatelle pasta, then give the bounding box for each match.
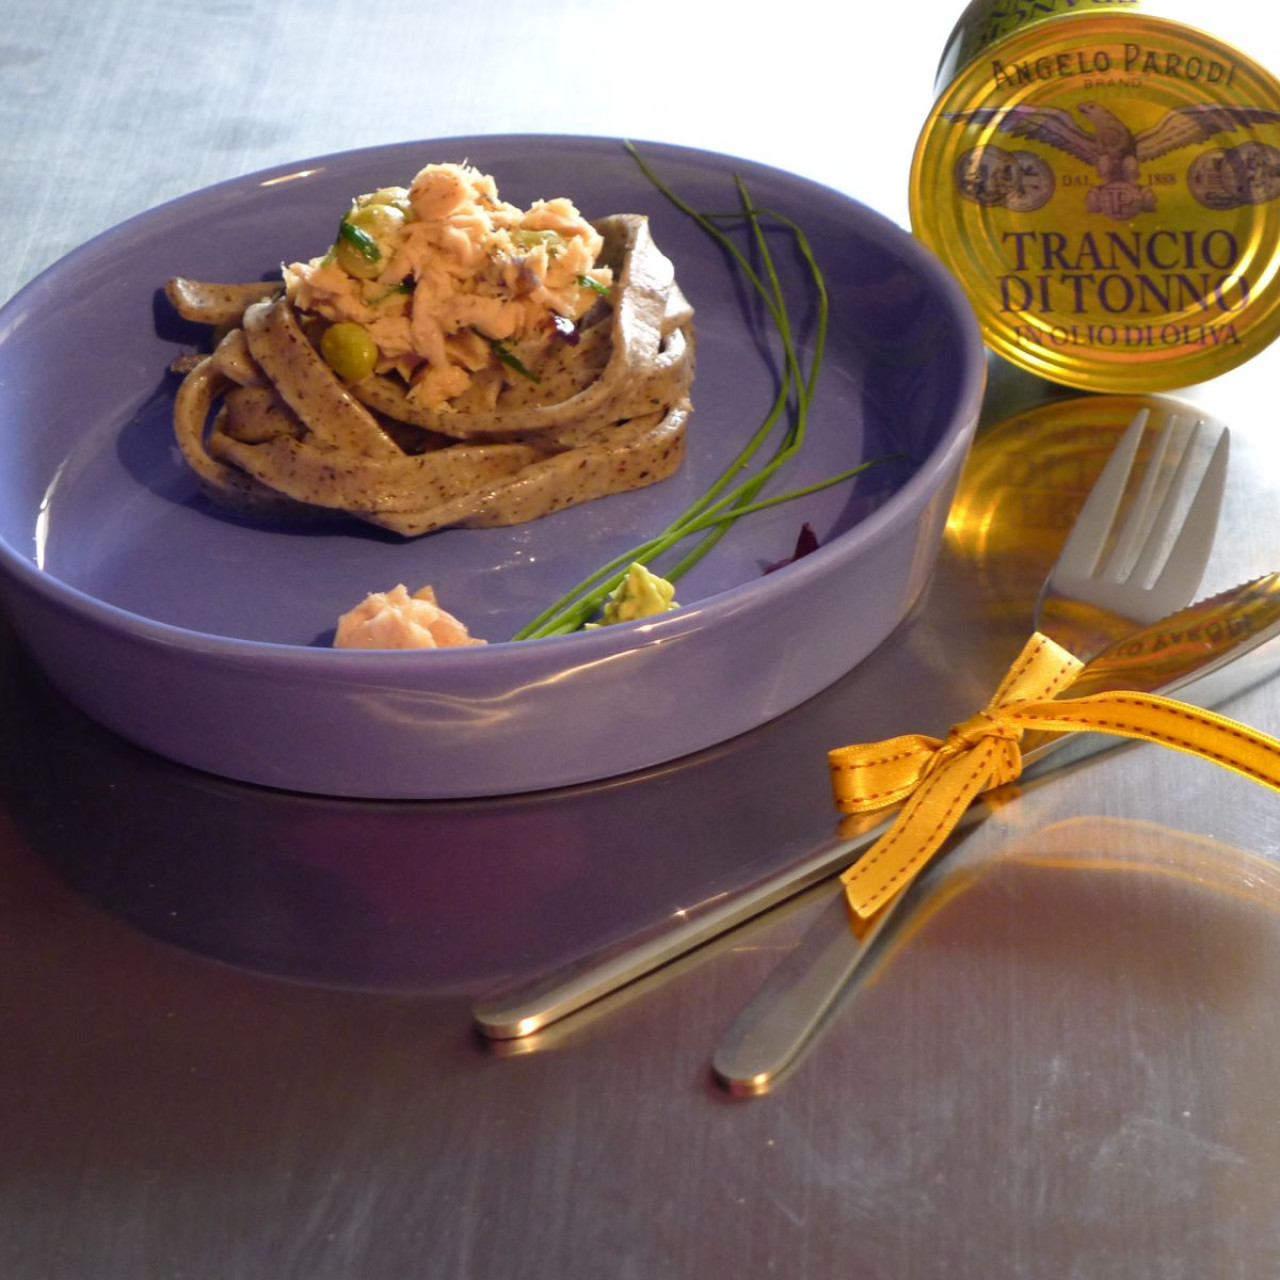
[165,161,696,536]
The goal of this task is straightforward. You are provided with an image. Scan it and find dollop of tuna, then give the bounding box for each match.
[334,584,485,650]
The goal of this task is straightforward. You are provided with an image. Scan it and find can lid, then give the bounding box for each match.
[910,13,1280,391]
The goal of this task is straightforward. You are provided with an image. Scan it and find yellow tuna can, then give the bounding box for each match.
[911,2,1280,390]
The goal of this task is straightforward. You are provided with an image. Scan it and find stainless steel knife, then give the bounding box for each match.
[473,573,1280,1044]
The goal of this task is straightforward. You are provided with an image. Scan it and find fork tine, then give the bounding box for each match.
[1146,426,1230,611]
[1099,413,1178,582]
[1127,419,1204,585]
[1056,407,1148,575]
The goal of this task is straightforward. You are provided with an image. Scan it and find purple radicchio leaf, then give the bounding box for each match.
[763,522,819,574]
[552,313,580,344]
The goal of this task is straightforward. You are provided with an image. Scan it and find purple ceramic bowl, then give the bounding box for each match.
[0,137,984,798]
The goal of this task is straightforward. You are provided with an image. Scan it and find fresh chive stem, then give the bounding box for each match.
[512,144,878,641]
[524,454,902,638]
[338,219,380,262]
[484,334,540,382]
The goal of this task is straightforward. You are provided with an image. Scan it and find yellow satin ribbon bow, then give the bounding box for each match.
[830,632,1280,921]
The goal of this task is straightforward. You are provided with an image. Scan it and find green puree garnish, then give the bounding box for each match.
[513,142,898,640]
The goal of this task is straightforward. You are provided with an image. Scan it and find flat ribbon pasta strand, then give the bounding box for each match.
[165,276,280,325]
[242,297,401,458]
[455,402,689,532]
[830,631,1280,921]
[168,213,696,536]
[172,359,305,517]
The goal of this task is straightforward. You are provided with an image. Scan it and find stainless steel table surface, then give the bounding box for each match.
[4,3,1280,1277]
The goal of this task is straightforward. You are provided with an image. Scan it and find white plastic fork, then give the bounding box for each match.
[472,409,1231,1046]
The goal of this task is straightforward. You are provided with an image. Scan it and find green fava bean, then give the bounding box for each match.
[320,322,378,383]
[334,202,405,279]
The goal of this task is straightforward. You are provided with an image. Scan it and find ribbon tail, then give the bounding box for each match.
[1008,691,1280,795]
[829,733,946,815]
[840,737,1004,919]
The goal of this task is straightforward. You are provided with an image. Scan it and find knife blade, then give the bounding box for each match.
[473,573,1280,1042]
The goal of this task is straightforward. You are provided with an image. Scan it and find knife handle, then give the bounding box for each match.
[711,887,908,1094]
